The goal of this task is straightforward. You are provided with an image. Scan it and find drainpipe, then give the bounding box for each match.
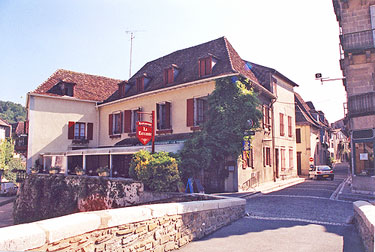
[270,73,278,182]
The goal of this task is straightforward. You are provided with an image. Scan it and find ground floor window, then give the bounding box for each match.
[354,142,374,176]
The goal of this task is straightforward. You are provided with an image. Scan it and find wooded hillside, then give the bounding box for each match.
[0,100,26,124]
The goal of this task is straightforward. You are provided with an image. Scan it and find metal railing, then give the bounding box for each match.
[341,29,375,51]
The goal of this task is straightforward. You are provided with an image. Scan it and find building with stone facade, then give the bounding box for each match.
[333,0,375,193]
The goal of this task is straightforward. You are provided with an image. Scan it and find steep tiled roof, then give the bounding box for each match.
[11,122,25,135]
[245,62,299,92]
[32,69,123,102]
[105,37,267,103]
[294,93,320,128]
[0,118,10,127]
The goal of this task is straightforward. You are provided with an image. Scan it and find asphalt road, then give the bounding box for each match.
[178,164,365,252]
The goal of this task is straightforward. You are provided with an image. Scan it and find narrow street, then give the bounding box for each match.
[177,164,365,252]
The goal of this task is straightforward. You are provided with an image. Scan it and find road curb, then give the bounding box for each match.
[0,197,15,207]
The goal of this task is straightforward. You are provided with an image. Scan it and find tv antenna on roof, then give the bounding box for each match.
[125,30,145,79]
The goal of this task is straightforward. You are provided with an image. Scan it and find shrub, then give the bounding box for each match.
[129,150,181,192]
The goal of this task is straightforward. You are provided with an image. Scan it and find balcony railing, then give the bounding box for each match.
[341,29,375,51]
[348,92,375,118]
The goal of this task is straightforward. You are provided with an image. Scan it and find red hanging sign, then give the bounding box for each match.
[136,121,153,145]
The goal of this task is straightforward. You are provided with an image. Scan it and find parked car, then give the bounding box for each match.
[308,165,334,180]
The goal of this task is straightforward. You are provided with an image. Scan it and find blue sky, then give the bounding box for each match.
[0,0,345,122]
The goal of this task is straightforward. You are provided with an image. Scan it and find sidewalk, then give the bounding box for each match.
[214,177,305,198]
[333,162,375,202]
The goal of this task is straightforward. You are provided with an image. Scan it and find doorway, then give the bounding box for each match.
[297,152,302,175]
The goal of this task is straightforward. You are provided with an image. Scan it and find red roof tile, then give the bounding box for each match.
[32,69,123,102]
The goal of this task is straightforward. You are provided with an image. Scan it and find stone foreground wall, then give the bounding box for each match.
[0,196,245,252]
[13,174,144,224]
[353,201,375,252]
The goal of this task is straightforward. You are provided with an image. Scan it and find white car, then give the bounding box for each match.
[308,165,334,180]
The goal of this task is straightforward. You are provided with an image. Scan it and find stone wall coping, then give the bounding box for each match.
[353,200,375,233]
[0,223,46,251]
[0,195,245,251]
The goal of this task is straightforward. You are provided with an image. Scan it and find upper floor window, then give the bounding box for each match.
[186,97,208,128]
[263,147,271,167]
[109,112,122,136]
[118,82,128,98]
[296,128,301,143]
[280,113,285,136]
[199,56,217,77]
[68,121,93,141]
[157,102,171,131]
[288,116,293,137]
[263,105,271,130]
[122,108,144,134]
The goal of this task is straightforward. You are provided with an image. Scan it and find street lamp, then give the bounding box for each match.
[315,73,345,84]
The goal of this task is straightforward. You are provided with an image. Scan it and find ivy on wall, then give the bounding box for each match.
[179,76,262,187]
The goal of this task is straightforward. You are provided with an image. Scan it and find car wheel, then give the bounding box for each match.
[330,177,334,181]
[314,175,318,180]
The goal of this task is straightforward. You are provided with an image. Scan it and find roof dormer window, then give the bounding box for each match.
[136,77,144,93]
[136,74,150,93]
[118,81,128,98]
[60,81,75,97]
[164,64,179,85]
[199,56,217,77]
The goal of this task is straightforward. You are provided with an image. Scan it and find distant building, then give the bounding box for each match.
[295,93,331,176]
[0,118,11,142]
[11,121,28,158]
[333,0,375,193]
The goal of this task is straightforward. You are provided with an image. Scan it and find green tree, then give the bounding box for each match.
[129,150,181,192]
[0,100,26,124]
[0,138,14,170]
[179,76,262,187]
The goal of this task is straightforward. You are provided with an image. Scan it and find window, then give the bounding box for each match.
[123,109,143,134]
[289,149,294,169]
[263,147,271,166]
[288,116,293,137]
[109,112,123,136]
[263,105,271,130]
[136,77,144,93]
[199,57,212,77]
[280,149,286,171]
[296,128,301,143]
[118,82,126,98]
[164,67,175,85]
[157,102,171,131]
[68,122,93,141]
[186,97,208,128]
[242,148,254,169]
[280,113,285,136]
[74,123,85,140]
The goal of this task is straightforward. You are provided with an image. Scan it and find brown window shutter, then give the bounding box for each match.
[168,68,173,83]
[124,110,132,133]
[68,121,75,139]
[242,151,247,169]
[164,69,168,84]
[199,60,205,77]
[186,98,194,127]
[87,123,93,140]
[109,114,113,135]
[165,102,171,129]
[205,57,212,75]
[156,103,160,130]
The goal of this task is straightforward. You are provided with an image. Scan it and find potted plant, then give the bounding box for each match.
[31,166,39,174]
[75,166,84,175]
[96,166,109,177]
[49,166,61,174]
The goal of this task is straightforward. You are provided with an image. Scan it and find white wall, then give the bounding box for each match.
[27,95,98,170]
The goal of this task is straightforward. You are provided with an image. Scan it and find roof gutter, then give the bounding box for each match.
[96,73,239,108]
[27,92,99,104]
